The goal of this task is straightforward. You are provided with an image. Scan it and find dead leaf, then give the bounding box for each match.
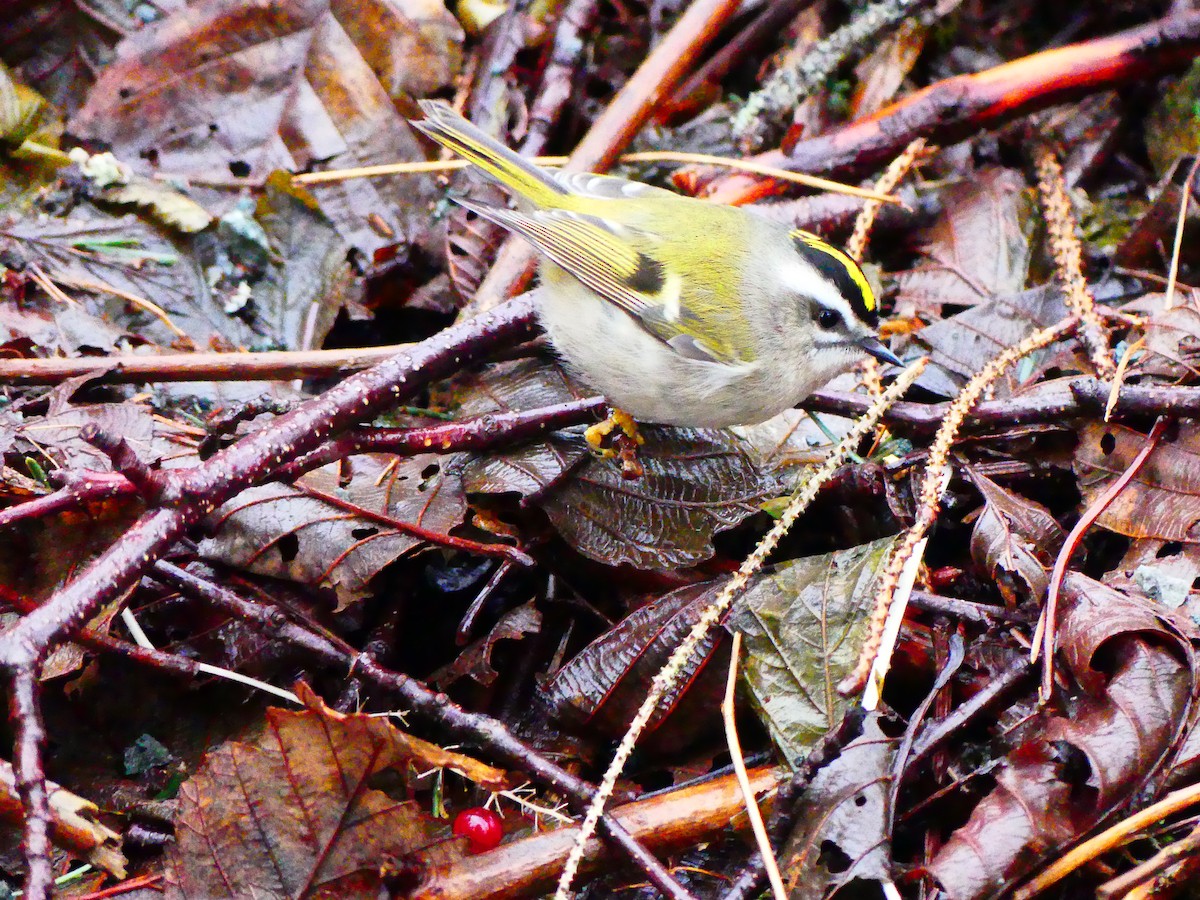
[458,360,772,570]
[166,683,504,899]
[777,713,894,900]
[68,0,463,257]
[911,284,1071,397]
[893,168,1034,316]
[967,469,1063,604]
[198,453,468,609]
[431,601,542,688]
[1075,421,1200,543]
[540,581,729,753]
[927,573,1196,898]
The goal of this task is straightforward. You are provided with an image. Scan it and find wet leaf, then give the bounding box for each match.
[1,209,223,350]
[198,453,468,608]
[458,360,771,569]
[725,536,897,765]
[967,469,1063,604]
[1076,421,1200,543]
[778,713,893,899]
[166,683,504,899]
[927,574,1196,899]
[540,580,730,752]
[250,172,357,353]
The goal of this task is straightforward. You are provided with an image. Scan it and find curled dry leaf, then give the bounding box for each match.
[0,760,126,879]
[967,468,1063,604]
[431,600,542,688]
[927,573,1197,899]
[166,683,505,900]
[1076,421,1200,543]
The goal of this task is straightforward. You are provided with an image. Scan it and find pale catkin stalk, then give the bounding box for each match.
[846,138,928,264]
[848,138,929,439]
[552,358,928,899]
[1033,146,1115,379]
[837,319,1077,697]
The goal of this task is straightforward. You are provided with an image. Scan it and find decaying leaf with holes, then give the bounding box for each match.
[1075,421,1200,543]
[197,453,467,609]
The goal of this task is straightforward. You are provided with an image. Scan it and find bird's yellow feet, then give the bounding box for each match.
[584,408,644,456]
[585,408,645,479]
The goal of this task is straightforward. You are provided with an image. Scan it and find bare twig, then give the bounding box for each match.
[150,561,695,900]
[1012,781,1200,900]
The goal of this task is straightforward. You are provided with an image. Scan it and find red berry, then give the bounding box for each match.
[452,806,503,853]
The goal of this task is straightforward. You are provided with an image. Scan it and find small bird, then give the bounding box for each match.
[413,101,901,444]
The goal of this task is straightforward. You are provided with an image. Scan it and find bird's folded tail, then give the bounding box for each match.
[413,100,568,208]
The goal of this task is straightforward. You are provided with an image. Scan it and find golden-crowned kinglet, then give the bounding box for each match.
[413,101,901,430]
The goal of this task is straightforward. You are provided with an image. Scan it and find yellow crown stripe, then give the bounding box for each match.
[794,231,876,313]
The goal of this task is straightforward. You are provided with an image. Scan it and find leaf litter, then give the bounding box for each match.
[4,2,1200,899]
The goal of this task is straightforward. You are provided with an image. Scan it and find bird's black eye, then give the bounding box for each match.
[816,307,841,330]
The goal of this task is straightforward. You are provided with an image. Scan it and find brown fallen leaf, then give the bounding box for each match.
[1076,421,1200,543]
[967,468,1063,604]
[167,682,505,899]
[927,573,1197,899]
[68,0,462,257]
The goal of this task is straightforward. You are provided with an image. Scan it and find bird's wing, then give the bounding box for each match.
[456,198,744,365]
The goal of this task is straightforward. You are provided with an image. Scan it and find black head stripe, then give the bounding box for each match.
[626,251,666,294]
[791,233,878,326]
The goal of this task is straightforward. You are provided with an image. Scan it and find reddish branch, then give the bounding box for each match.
[702,10,1200,205]
[0,344,413,385]
[0,398,605,533]
[274,396,605,480]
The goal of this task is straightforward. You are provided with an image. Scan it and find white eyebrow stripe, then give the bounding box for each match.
[782,256,866,326]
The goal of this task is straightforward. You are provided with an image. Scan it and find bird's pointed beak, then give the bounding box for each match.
[858,336,903,367]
